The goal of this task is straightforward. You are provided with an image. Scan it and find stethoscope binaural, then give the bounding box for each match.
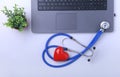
[42,21,110,68]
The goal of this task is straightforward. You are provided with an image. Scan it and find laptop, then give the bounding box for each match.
[31,0,114,33]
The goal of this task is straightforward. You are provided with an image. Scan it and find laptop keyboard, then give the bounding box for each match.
[38,0,107,11]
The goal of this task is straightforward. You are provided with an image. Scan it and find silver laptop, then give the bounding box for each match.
[31,0,114,33]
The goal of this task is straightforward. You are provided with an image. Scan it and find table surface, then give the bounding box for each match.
[0,0,120,77]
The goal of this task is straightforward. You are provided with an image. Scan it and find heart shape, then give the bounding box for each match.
[54,47,69,61]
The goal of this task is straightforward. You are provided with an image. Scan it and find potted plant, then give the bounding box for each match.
[1,4,28,31]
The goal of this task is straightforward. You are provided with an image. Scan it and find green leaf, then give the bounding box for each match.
[1,4,28,31]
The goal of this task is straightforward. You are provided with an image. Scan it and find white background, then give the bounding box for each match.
[0,0,120,77]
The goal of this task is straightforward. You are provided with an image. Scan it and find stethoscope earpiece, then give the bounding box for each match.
[88,59,91,62]
[93,47,96,50]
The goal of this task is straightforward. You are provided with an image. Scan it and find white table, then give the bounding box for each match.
[0,0,120,77]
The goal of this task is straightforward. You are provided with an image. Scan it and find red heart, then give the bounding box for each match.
[54,47,69,61]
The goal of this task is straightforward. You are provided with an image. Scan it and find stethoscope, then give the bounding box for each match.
[42,21,110,68]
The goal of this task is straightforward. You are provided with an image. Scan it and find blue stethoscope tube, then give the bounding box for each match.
[42,30,103,68]
[42,21,110,68]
